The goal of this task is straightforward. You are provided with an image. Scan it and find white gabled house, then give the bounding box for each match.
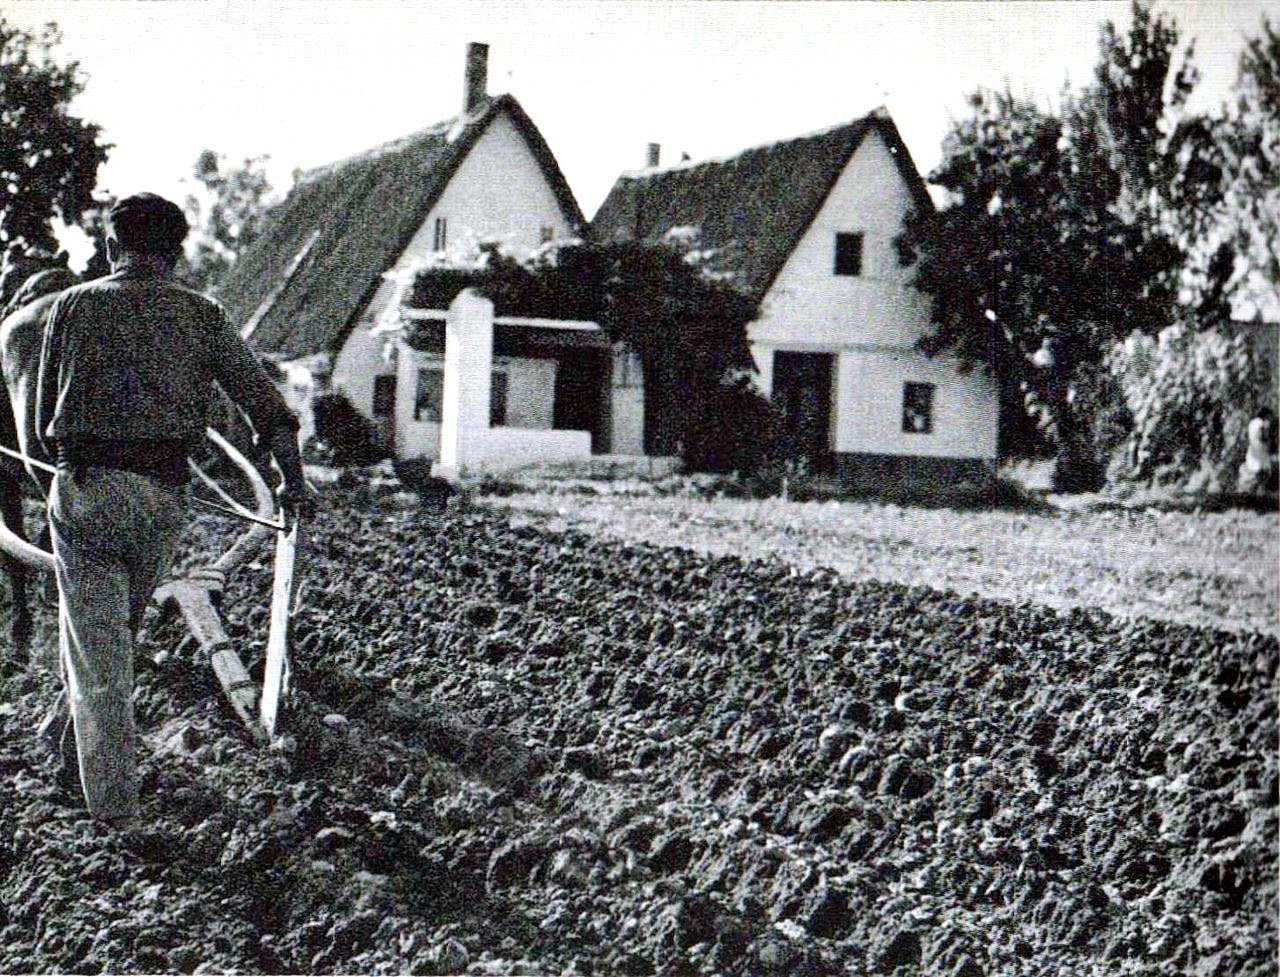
[592,108,999,492]
[219,43,585,456]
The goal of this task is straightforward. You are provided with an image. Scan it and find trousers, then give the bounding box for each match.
[49,467,185,822]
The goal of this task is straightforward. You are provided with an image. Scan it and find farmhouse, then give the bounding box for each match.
[592,109,1000,491]
[218,43,584,453]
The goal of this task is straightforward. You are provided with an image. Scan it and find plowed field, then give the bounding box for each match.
[0,492,1274,975]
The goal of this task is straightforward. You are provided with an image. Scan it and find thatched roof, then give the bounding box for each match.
[590,108,930,302]
[218,95,584,361]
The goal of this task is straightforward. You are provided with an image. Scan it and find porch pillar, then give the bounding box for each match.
[438,289,494,473]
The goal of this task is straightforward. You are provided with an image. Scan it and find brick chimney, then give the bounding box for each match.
[646,142,661,167]
[463,42,489,115]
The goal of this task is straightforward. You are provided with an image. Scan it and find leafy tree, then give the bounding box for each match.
[1106,17,1279,491]
[181,149,274,292]
[899,1,1200,490]
[0,17,109,261]
[1229,18,1280,316]
[1180,17,1279,321]
[1109,323,1256,489]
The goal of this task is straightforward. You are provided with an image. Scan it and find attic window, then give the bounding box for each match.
[834,232,864,276]
[903,382,935,434]
[540,226,555,245]
[433,217,448,252]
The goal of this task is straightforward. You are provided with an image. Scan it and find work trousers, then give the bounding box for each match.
[49,467,185,822]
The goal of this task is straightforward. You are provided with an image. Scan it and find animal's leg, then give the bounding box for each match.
[0,475,33,655]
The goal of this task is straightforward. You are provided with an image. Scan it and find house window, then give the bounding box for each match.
[834,232,864,276]
[490,370,509,427]
[539,226,555,244]
[415,367,444,422]
[432,217,448,252]
[371,375,397,417]
[903,382,935,434]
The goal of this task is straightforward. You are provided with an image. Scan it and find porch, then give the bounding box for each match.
[392,290,645,475]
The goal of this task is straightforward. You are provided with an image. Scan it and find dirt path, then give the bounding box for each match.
[487,493,1279,635]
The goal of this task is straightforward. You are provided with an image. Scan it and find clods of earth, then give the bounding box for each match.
[0,490,1274,974]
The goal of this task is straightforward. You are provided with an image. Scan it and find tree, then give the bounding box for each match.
[1182,17,1280,321]
[1229,18,1280,316]
[181,149,274,292]
[898,1,1199,490]
[1108,323,1255,489]
[0,16,109,261]
[1106,17,1279,490]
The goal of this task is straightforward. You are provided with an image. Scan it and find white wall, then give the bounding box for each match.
[394,348,560,461]
[331,108,576,424]
[751,128,934,349]
[749,127,998,462]
[455,426,593,472]
[834,348,997,459]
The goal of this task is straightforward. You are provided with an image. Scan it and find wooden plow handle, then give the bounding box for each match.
[199,426,277,574]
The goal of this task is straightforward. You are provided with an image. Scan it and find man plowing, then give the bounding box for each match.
[35,193,314,831]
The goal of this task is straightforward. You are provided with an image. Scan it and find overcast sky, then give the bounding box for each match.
[5,0,1272,267]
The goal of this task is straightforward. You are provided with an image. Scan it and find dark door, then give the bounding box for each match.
[773,351,835,471]
[553,352,608,452]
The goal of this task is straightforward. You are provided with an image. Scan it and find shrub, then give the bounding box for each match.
[1108,323,1258,490]
[681,376,775,474]
[311,392,391,466]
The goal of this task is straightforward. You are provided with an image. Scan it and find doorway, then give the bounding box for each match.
[772,351,835,471]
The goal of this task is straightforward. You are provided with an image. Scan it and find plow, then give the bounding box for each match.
[0,427,300,743]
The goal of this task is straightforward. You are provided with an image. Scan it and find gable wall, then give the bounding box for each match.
[749,127,997,463]
[750,128,930,348]
[329,110,575,422]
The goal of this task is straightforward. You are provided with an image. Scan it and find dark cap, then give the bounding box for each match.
[107,193,189,257]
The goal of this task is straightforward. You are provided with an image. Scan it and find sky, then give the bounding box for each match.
[3,0,1273,269]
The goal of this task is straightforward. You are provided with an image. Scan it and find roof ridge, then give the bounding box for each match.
[298,124,453,184]
[618,108,886,180]
[297,94,517,185]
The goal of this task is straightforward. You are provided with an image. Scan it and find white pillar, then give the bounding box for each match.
[438,289,494,473]
[394,336,416,455]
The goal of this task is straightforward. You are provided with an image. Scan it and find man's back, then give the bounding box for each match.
[39,266,293,450]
